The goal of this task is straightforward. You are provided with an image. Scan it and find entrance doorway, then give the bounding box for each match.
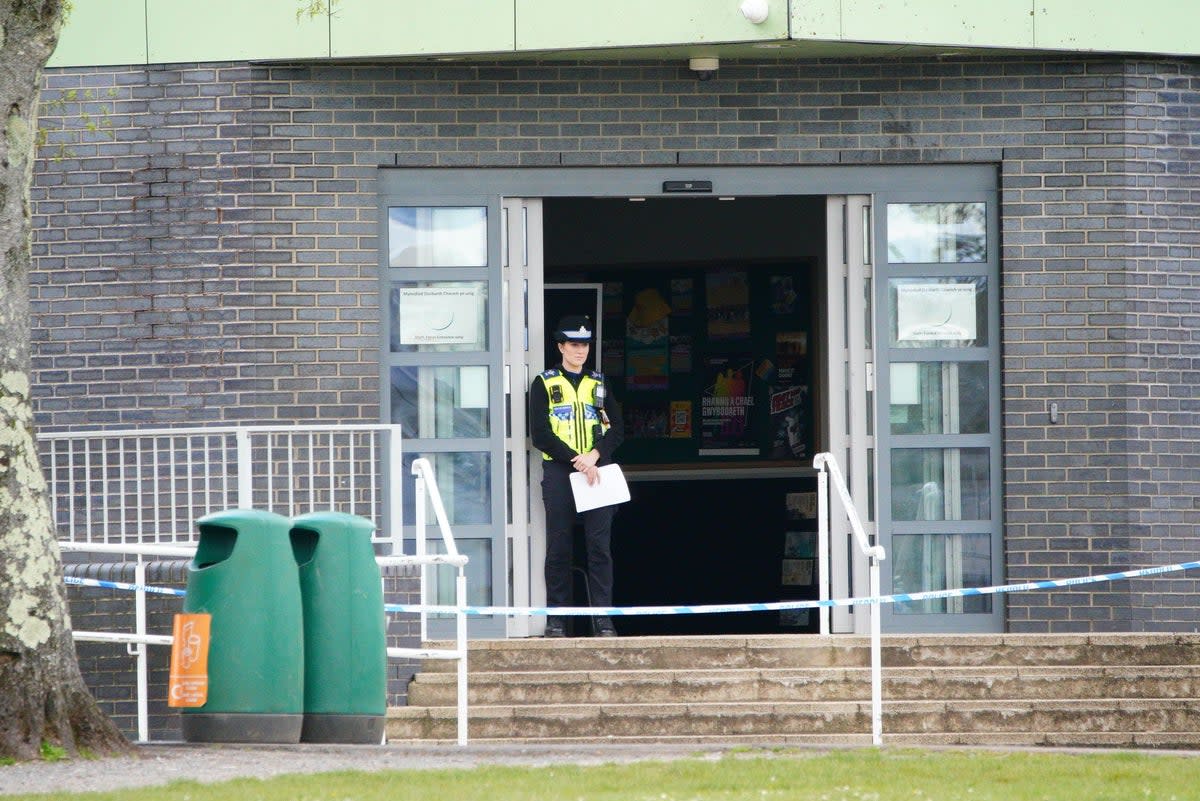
[379,164,1002,639]
[540,196,828,636]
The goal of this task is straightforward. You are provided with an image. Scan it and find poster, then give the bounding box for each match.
[767,331,809,460]
[784,531,816,558]
[785,492,818,520]
[768,384,808,460]
[669,400,692,438]
[699,355,756,455]
[770,274,799,314]
[782,559,814,586]
[625,287,671,391]
[706,270,750,340]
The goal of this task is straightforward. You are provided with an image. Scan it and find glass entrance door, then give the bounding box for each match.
[824,195,876,634]
[875,197,1004,633]
[380,197,507,638]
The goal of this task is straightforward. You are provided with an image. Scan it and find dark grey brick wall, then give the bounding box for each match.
[65,559,420,741]
[33,56,1200,633]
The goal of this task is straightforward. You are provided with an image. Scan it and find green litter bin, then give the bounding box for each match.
[181,509,310,744]
[291,511,387,744]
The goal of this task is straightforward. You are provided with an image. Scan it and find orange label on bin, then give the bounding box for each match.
[167,613,211,708]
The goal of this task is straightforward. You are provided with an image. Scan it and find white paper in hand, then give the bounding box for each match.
[569,464,631,512]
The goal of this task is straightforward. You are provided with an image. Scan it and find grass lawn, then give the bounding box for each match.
[4,748,1199,801]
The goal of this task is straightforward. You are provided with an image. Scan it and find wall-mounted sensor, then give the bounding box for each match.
[688,57,719,81]
[1049,402,1059,424]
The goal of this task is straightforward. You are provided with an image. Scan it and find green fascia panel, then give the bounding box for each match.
[147,0,331,65]
[791,0,843,40]
[330,0,515,58]
[516,0,788,51]
[1035,0,1200,56]
[147,0,328,63]
[49,0,147,68]
[833,0,1034,49]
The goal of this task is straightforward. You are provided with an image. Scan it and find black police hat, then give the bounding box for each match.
[553,315,594,343]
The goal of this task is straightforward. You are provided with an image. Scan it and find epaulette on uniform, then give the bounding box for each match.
[539,368,561,380]
[589,370,605,381]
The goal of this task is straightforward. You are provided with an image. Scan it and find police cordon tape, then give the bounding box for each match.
[64,559,1200,617]
[63,576,186,596]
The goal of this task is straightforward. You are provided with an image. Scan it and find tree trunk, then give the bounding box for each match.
[0,0,130,760]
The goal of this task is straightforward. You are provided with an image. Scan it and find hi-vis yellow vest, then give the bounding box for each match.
[538,369,608,460]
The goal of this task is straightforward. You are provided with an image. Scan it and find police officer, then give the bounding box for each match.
[529,315,624,637]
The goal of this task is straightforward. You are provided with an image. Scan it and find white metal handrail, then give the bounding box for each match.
[813,451,886,747]
[41,423,405,553]
[377,456,469,746]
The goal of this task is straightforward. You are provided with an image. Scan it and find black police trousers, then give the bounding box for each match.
[541,460,616,609]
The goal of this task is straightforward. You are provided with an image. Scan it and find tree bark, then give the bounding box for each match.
[0,0,130,760]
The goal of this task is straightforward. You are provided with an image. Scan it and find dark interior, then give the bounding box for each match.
[543,196,827,636]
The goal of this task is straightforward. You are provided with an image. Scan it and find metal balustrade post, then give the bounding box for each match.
[869,555,883,747]
[456,568,468,746]
[133,557,149,743]
[236,428,252,509]
[817,466,830,635]
[415,471,428,644]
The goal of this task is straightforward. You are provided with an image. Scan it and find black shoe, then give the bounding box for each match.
[544,617,566,638]
[594,616,617,637]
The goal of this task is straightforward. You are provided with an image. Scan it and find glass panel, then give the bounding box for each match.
[888,277,988,348]
[390,280,487,353]
[417,538,493,611]
[861,205,872,265]
[893,532,992,614]
[887,202,986,263]
[390,366,489,438]
[889,362,989,435]
[403,452,491,525]
[890,447,990,521]
[863,276,873,350]
[388,206,487,267]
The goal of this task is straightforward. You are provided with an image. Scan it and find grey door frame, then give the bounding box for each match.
[379,164,1002,636]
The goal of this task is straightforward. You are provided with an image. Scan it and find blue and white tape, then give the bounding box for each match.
[63,559,1200,617]
[64,576,186,597]
[384,560,1200,616]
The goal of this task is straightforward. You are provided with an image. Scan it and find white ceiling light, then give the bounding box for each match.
[739,0,769,24]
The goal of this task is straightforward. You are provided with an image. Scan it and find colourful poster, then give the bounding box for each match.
[768,384,808,460]
[706,271,750,340]
[669,400,692,438]
[625,287,671,391]
[699,355,756,455]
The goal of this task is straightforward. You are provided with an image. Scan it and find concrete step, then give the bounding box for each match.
[407,665,1200,707]
[398,634,1200,746]
[419,633,1200,673]
[386,698,1200,743]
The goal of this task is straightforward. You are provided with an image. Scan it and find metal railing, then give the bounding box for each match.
[41,424,404,552]
[377,457,469,746]
[51,426,471,746]
[813,451,887,746]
